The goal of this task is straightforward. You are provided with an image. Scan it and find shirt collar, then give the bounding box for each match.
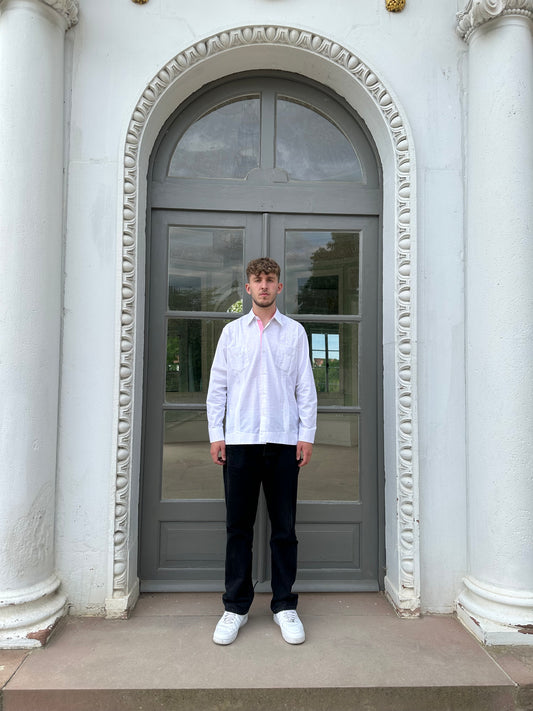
[245,308,285,327]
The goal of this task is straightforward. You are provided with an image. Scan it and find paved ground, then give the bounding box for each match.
[1,592,533,710]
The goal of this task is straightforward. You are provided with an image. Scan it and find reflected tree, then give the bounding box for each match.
[299,232,359,400]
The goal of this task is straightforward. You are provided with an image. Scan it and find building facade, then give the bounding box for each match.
[0,0,532,648]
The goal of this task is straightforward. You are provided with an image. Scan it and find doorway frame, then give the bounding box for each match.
[105,25,420,619]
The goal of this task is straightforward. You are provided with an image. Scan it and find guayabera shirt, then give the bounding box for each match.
[207,309,317,446]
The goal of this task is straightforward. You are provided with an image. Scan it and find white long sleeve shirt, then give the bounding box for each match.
[206,309,317,445]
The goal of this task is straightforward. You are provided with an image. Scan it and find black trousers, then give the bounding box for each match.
[222,443,299,615]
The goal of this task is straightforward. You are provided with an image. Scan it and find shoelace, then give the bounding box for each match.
[221,612,238,625]
[280,610,298,623]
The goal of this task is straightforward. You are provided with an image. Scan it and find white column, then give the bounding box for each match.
[0,0,77,647]
[456,1,533,645]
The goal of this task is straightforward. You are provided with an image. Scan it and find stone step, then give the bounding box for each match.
[2,684,532,711]
[1,593,532,711]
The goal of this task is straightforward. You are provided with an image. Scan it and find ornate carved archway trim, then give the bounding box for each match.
[111,25,419,616]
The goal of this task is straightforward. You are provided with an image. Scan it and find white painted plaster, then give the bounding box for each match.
[419,167,467,612]
[55,160,120,615]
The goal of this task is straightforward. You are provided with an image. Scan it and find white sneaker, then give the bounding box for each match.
[273,609,305,644]
[213,611,248,645]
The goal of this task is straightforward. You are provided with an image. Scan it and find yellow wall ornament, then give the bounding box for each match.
[386,0,406,11]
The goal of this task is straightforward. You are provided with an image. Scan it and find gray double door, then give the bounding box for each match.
[140,75,383,592]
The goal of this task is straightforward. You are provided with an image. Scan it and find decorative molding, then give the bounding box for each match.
[457,0,533,41]
[40,0,79,28]
[112,25,419,612]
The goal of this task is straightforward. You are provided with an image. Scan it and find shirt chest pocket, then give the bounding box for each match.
[274,344,296,374]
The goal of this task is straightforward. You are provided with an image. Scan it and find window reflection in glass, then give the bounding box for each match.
[169,97,260,179]
[166,319,228,404]
[276,97,363,182]
[285,230,360,316]
[298,413,359,502]
[303,322,358,407]
[168,227,243,312]
[312,331,340,393]
[162,411,223,500]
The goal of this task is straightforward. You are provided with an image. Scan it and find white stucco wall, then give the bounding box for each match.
[55,0,467,614]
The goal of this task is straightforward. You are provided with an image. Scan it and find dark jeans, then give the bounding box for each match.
[222,443,299,615]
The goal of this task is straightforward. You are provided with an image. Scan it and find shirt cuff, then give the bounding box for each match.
[209,426,225,443]
[297,427,316,444]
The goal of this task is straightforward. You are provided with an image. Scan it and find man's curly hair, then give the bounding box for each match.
[246,257,281,281]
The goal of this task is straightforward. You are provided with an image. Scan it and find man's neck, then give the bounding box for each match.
[252,304,277,326]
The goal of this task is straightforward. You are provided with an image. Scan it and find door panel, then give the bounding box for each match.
[270,215,378,590]
[140,211,261,588]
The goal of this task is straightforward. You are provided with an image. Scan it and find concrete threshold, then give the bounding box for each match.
[1,592,533,711]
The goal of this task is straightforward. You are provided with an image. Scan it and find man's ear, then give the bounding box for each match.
[245,283,251,294]
[277,282,283,293]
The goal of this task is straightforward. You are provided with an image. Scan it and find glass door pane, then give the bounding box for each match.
[298,412,360,502]
[168,226,244,312]
[141,211,262,587]
[275,97,363,182]
[168,96,261,179]
[162,411,223,500]
[284,230,360,315]
[303,322,359,407]
[165,319,228,404]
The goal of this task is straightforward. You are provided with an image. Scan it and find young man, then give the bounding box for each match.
[207,257,317,645]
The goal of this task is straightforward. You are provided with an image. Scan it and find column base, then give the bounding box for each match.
[457,576,533,646]
[0,575,68,649]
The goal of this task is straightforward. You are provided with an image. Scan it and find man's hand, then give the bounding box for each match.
[296,441,313,467]
[210,440,226,465]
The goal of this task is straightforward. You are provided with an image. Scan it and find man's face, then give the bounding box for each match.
[245,271,283,309]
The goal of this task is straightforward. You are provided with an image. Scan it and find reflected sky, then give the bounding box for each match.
[168,93,363,183]
[276,98,363,182]
[169,98,261,179]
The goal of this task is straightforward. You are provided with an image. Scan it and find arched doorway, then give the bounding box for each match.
[139,74,384,592]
